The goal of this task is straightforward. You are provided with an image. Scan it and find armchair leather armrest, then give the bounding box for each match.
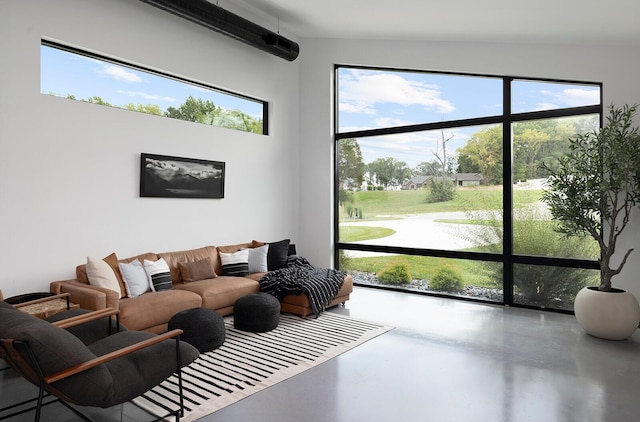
[50,280,110,311]
[51,308,119,330]
[45,329,184,384]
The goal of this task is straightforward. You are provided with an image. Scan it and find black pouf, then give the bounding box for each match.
[168,307,225,353]
[234,293,281,332]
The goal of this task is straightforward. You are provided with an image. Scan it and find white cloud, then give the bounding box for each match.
[339,101,376,115]
[190,85,212,93]
[532,102,560,111]
[116,90,176,102]
[339,69,455,116]
[355,127,470,168]
[533,87,600,111]
[374,117,414,127]
[98,65,141,82]
[562,88,600,106]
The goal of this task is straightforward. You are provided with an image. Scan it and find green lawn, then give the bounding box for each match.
[346,187,542,219]
[338,186,594,289]
[344,254,500,288]
[339,226,395,242]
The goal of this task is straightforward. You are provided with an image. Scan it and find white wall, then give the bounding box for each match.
[0,0,300,297]
[2,0,639,301]
[298,38,640,298]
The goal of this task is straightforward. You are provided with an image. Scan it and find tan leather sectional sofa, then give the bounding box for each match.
[50,242,353,333]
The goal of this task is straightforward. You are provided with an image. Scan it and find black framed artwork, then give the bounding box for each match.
[140,153,225,199]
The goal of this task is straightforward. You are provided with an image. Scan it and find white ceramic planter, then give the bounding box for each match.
[574,286,640,340]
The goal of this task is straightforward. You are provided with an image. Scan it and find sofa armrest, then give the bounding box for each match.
[50,279,117,311]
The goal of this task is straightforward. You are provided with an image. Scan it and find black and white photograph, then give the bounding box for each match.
[140,153,225,199]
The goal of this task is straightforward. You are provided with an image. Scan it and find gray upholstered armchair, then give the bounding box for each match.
[0,300,199,421]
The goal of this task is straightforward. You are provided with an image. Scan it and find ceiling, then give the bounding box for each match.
[231,0,640,46]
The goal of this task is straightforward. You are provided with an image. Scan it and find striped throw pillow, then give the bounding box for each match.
[143,258,173,291]
[219,249,250,277]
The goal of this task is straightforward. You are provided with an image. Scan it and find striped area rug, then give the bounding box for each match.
[133,312,392,421]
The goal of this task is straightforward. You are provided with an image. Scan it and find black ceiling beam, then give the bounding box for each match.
[138,0,299,61]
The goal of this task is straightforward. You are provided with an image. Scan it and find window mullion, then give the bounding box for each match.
[503,78,514,306]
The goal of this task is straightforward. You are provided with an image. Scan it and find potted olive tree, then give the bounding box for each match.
[541,103,640,340]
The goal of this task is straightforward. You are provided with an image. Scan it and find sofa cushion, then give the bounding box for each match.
[118,259,150,298]
[86,331,199,406]
[178,258,217,282]
[175,276,259,311]
[86,256,123,298]
[76,252,158,285]
[219,249,250,277]
[216,242,254,254]
[117,290,202,332]
[86,330,199,406]
[157,246,219,284]
[103,252,128,297]
[143,258,173,291]
[245,272,267,282]
[246,244,269,273]
[266,239,290,271]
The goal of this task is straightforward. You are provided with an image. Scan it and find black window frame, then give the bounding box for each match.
[41,39,269,135]
[333,64,602,312]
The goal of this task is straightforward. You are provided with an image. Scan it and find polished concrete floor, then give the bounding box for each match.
[3,286,640,421]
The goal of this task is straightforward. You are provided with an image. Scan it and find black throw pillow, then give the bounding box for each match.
[267,239,290,270]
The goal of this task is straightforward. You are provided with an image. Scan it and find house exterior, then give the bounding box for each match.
[402,175,430,190]
[402,173,484,189]
[452,173,484,187]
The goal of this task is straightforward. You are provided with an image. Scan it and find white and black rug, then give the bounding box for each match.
[133,312,393,421]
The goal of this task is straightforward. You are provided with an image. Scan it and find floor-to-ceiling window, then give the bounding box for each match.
[335,66,601,312]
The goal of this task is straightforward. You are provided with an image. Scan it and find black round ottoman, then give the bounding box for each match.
[234,293,280,332]
[168,307,225,353]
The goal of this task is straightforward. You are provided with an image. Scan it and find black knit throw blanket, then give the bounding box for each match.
[259,256,346,317]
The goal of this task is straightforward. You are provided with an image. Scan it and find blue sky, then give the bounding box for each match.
[40,45,601,170]
[40,45,264,118]
[338,68,600,168]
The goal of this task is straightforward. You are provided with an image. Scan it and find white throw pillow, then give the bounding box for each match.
[143,258,173,291]
[246,244,269,273]
[219,249,250,277]
[86,256,122,298]
[118,259,150,298]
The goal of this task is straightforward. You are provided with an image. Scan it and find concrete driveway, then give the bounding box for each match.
[341,211,479,257]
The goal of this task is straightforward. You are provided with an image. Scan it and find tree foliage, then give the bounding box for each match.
[164,96,263,133]
[414,161,442,176]
[459,202,598,305]
[540,104,640,291]
[457,117,599,185]
[338,138,365,190]
[165,96,216,123]
[125,102,163,115]
[457,125,503,184]
[56,93,263,134]
[366,157,411,188]
[86,96,112,107]
[425,177,456,203]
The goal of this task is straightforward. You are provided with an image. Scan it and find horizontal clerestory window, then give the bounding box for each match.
[40,40,268,135]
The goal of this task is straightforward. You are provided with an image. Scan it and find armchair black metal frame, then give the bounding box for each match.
[0,302,195,422]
